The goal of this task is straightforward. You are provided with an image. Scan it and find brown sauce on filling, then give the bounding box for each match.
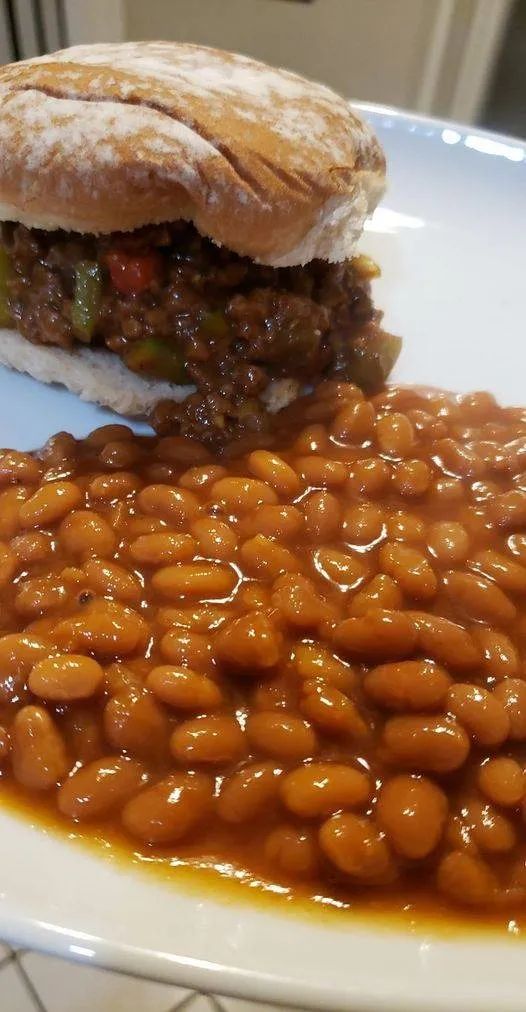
[0,221,397,444]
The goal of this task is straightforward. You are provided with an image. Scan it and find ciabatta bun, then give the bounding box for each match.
[0,42,385,267]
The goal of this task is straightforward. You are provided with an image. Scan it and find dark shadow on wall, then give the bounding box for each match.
[481,0,526,139]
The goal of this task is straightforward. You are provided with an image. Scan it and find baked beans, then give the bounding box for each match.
[319,813,394,882]
[3,385,526,920]
[104,689,170,760]
[170,715,246,764]
[122,772,214,844]
[280,762,371,817]
[478,757,525,807]
[217,762,283,823]
[349,573,402,615]
[446,684,510,746]
[215,611,282,669]
[364,660,451,711]
[28,654,103,701]
[58,757,145,820]
[376,775,448,858]
[265,824,320,878]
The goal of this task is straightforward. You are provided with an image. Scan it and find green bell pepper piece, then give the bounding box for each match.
[125,338,190,384]
[0,247,12,327]
[71,260,103,341]
[345,333,402,393]
[200,310,229,340]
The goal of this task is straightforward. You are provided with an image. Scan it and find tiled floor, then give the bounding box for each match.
[0,943,296,1011]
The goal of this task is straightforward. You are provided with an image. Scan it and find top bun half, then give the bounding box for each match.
[0,41,385,267]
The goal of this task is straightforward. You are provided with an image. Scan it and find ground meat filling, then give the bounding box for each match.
[0,221,399,443]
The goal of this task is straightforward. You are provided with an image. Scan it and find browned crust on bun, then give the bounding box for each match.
[0,42,385,266]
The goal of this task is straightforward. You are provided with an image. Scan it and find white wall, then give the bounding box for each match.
[125,0,440,109]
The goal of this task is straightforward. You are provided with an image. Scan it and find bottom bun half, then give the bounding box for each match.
[0,329,300,420]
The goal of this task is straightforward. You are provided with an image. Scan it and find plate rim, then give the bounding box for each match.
[353,98,526,149]
[0,101,525,1012]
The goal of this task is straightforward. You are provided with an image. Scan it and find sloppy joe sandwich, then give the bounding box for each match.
[0,41,399,443]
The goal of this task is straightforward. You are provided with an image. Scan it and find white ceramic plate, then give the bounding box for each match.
[0,105,525,1012]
